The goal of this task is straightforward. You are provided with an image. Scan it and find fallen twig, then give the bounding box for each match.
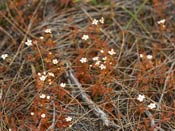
[65,61,120,129]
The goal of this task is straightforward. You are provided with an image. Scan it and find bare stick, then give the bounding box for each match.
[158,61,175,107]
[65,62,120,129]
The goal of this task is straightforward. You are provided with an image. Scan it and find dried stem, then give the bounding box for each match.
[65,62,120,129]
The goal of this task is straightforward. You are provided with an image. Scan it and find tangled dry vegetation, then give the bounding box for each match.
[0,0,175,131]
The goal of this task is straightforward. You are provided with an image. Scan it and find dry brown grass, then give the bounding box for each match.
[0,0,175,131]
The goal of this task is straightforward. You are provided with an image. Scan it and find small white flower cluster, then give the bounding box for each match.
[46,95,51,99]
[30,112,47,118]
[100,50,104,53]
[44,28,52,33]
[41,113,46,118]
[82,34,89,41]
[60,82,66,88]
[139,54,153,60]
[40,36,44,40]
[1,54,8,60]
[102,56,107,61]
[99,64,106,70]
[79,48,116,70]
[147,55,153,60]
[148,103,156,109]
[30,112,34,116]
[80,57,88,63]
[92,56,99,61]
[137,94,145,102]
[39,93,51,100]
[52,58,59,65]
[139,54,143,58]
[48,72,55,77]
[157,19,165,25]
[80,56,107,70]
[137,94,156,109]
[157,19,166,29]
[93,56,107,70]
[38,72,47,81]
[39,75,47,81]
[38,71,55,81]
[92,17,104,25]
[92,19,98,25]
[25,39,33,47]
[65,116,72,122]
[82,17,104,41]
[48,78,52,85]
[99,17,104,24]
[95,61,100,66]
[108,49,116,56]
[39,93,46,99]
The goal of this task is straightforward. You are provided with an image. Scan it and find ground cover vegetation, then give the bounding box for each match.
[0,0,175,130]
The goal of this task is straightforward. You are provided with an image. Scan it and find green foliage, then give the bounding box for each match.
[90,0,110,5]
[0,4,7,26]
[91,0,97,5]
[0,3,6,11]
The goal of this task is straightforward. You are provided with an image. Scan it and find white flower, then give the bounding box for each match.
[100,50,104,53]
[41,113,46,118]
[1,54,8,60]
[157,19,165,24]
[92,56,99,61]
[40,36,44,39]
[39,75,47,81]
[80,57,87,63]
[102,57,107,61]
[139,54,143,58]
[25,39,32,46]
[95,61,101,66]
[147,55,153,60]
[82,35,89,40]
[48,72,55,77]
[52,59,58,64]
[37,72,41,76]
[60,83,66,88]
[148,103,156,109]
[92,19,98,25]
[99,64,106,70]
[99,17,104,24]
[40,94,46,99]
[108,49,116,56]
[46,95,51,100]
[65,116,72,122]
[30,112,34,116]
[137,94,145,102]
[44,28,52,33]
